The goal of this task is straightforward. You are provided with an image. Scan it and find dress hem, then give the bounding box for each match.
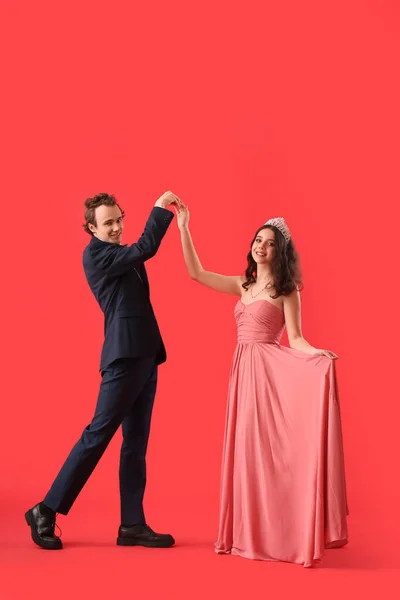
[214,538,349,568]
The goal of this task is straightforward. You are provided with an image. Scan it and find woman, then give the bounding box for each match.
[175,205,349,568]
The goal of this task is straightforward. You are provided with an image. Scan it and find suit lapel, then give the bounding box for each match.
[138,264,150,296]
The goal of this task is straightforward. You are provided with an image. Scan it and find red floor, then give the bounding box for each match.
[1,498,398,600]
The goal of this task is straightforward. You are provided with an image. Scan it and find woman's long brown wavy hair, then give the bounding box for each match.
[242,224,303,299]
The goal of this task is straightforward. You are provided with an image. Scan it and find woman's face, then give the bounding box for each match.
[251,228,276,264]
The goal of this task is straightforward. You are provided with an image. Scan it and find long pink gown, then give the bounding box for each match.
[215,299,349,567]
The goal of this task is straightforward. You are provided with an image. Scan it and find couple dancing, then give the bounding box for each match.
[25,191,348,567]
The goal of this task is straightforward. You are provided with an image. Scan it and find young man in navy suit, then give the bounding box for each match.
[25,190,180,550]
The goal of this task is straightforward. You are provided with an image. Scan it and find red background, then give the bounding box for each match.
[0,1,399,598]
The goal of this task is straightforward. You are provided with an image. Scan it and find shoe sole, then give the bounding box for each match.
[116,537,174,548]
[25,510,63,550]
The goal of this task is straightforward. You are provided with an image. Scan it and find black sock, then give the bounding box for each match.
[39,502,55,517]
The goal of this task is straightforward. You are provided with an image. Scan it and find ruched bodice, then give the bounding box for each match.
[235,299,285,345]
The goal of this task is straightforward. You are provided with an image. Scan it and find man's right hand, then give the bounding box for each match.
[155,191,182,210]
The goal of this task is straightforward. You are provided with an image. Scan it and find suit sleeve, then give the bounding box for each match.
[89,206,174,276]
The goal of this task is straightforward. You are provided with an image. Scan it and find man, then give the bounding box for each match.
[25,190,180,550]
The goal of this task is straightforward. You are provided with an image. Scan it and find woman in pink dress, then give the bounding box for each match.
[175,205,349,568]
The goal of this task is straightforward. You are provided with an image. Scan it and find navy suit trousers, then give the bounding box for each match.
[44,357,157,525]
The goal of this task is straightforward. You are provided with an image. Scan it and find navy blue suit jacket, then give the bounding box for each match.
[83,206,174,371]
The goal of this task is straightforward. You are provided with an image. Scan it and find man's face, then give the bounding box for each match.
[89,204,124,243]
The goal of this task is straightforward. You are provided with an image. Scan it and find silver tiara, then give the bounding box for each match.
[265,217,291,242]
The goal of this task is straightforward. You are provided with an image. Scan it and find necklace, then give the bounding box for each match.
[250,280,273,299]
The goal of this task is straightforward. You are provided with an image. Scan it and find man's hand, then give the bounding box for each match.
[155,191,182,210]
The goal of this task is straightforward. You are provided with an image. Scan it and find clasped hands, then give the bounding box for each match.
[155,191,189,229]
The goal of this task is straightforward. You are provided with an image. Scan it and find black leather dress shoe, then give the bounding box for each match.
[25,503,62,550]
[117,524,175,548]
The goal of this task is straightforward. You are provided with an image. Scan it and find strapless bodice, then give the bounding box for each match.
[235,299,285,345]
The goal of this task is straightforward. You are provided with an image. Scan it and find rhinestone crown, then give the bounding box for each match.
[265,217,291,242]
